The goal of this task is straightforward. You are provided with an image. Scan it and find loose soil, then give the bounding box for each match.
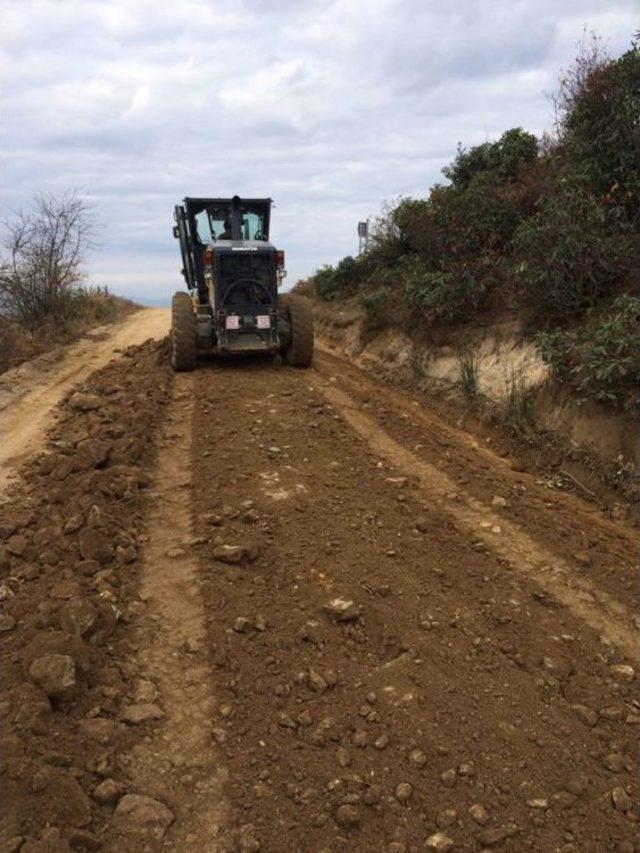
[1,308,170,489]
[1,338,638,852]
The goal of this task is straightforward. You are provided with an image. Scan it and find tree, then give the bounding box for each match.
[0,193,96,328]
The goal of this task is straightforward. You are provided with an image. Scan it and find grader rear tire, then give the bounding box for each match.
[281,293,314,367]
[171,292,197,372]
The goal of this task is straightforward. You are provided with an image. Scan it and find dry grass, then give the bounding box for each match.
[0,288,138,374]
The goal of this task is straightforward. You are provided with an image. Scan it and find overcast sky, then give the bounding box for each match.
[1,1,636,303]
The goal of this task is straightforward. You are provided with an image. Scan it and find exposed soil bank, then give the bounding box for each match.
[312,300,638,513]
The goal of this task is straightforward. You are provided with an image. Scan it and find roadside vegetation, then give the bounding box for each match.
[0,193,136,373]
[304,35,640,412]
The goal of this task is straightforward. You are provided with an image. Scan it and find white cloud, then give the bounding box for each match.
[1,0,635,299]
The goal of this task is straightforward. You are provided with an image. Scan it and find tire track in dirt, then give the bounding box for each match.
[320,382,637,659]
[106,374,228,850]
[314,345,637,610]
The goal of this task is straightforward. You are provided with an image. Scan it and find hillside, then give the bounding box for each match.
[299,37,639,492]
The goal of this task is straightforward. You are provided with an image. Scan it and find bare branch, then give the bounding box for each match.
[0,192,97,328]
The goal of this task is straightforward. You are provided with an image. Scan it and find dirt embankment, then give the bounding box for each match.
[1,308,170,489]
[1,339,174,850]
[1,336,638,851]
[311,299,638,514]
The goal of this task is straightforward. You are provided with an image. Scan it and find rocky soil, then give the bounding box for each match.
[1,340,638,851]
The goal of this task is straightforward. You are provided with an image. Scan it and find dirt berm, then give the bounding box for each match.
[1,340,638,852]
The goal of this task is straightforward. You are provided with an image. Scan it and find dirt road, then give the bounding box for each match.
[0,307,170,488]
[1,340,637,851]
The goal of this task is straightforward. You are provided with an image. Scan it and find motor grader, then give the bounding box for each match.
[170,195,313,370]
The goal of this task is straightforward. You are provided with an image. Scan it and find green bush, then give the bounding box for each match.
[558,40,640,223]
[442,128,538,189]
[512,187,633,321]
[403,262,486,324]
[360,289,388,330]
[312,255,370,301]
[536,295,640,408]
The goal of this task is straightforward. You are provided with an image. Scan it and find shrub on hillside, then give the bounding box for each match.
[442,128,538,189]
[556,37,640,222]
[403,262,487,324]
[513,186,635,321]
[535,295,640,409]
[313,255,370,301]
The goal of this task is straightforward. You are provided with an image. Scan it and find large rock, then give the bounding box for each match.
[78,527,114,565]
[7,535,27,556]
[119,703,164,724]
[113,794,174,840]
[69,392,102,412]
[29,766,92,829]
[29,654,76,696]
[59,597,98,638]
[212,544,259,564]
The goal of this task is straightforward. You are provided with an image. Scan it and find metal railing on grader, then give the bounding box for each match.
[171,195,313,370]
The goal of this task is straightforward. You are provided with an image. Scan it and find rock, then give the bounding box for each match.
[120,703,164,724]
[603,752,625,772]
[69,392,102,412]
[426,833,455,851]
[0,545,11,572]
[93,778,125,804]
[233,617,253,633]
[7,535,27,556]
[29,654,76,696]
[394,782,412,802]
[374,733,389,750]
[0,583,14,602]
[64,515,84,534]
[526,799,549,809]
[322,596,360,622]
[78,528,114,565]
[386,475,408,487]
[113,794,174,839]
[308,669,328,692]
[335,803,361,828]
[239,823,261,851]
[363,784,382,805]
[213,544,257,564]
[491,495,508,508]
[68,829,102,851]
[477,824,518,847]
[611,786,633,812]
[134,680,158,703]
[441,768,457,787]
[0,614,16,632]
[611,664,634,683]
[409,748,426,767]
[79,717,119,744]
[336,747,351,768]
[436,809,457,829]
[28,766,91,828]
[59,597,98,637]
[165,547,185,558]
[571,704,598,727]
[469,803,489,825]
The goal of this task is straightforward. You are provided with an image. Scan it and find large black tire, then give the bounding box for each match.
[281,293,314,367]
[171,292,197,372]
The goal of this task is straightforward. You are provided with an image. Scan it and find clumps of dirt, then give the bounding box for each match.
[1,339,172,850]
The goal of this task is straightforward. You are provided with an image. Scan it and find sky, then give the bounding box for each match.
[1,0,637,303]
